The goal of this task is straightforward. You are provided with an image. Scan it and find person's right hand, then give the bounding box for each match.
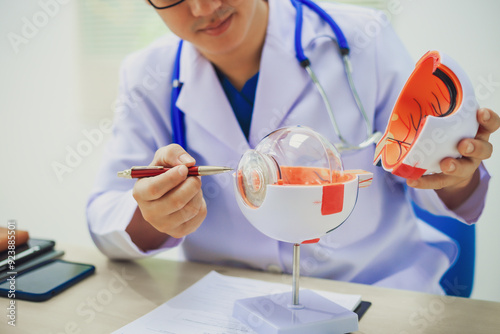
[132,144,207,239]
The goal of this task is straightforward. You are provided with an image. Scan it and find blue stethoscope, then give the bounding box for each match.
[171,0,382,152]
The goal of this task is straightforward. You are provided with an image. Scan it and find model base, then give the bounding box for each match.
[232,289,358,334]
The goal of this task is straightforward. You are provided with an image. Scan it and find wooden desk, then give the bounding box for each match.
[2,244,499,334]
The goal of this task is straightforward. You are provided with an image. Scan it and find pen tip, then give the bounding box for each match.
[117,170,131,178]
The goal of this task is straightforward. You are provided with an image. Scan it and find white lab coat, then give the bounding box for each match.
[87,0,489,294]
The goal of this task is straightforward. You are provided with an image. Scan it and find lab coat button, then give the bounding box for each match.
[267,264,282,274]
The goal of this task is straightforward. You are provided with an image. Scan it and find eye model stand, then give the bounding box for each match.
[233,243,358,334]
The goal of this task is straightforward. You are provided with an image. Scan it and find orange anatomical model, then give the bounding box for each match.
[374,51,479,179]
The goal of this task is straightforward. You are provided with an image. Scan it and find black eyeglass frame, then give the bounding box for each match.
[147,0,185,9]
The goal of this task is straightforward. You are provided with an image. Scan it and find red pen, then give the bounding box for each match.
[117,165,233,178]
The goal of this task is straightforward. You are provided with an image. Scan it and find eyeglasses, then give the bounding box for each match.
[147,0,185,10]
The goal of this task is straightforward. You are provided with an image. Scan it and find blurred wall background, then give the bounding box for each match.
[0,0,498,302]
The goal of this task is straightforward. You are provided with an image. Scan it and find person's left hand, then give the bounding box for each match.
[406,108,499,206]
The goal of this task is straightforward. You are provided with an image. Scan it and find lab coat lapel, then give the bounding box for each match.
[175,42,249,154]
[249,0,321,147]
[250,38,310,147]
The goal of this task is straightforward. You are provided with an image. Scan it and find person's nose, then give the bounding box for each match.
[189,0,222,17]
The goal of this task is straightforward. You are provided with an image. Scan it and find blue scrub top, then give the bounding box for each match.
[216,70,259,140]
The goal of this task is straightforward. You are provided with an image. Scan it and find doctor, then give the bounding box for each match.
[87,0,499,294]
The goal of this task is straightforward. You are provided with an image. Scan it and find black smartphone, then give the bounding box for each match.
[0,238,55,271]
[0,259,95,302]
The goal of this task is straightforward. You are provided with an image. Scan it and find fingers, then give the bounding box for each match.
[166,190,205,224]
[148,177,206,237]
[407,156,476,190]
[454,108,498,164]
[457,138,492,161]
[131,144,206,239]
[147,176,202,216]
[134,143,197,201]
[477,108,500,141]
[407,172,453,190]
[133,164,189,201]
[406,108,498,193]
[134,172,206,238]
[161,193,207,238]
[150,144,196,168]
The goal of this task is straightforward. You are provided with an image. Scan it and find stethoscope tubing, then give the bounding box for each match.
[292,0,379,151]
[292,0,349,55]
[171,39,186,149]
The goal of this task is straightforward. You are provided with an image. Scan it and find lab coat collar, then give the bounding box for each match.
[176,42,250,155]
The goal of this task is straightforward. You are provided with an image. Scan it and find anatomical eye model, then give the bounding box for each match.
[373,51,479,180]
[235,126,372,244]
[232,126,371,334]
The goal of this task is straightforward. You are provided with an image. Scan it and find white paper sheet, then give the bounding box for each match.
[113,271,361,334]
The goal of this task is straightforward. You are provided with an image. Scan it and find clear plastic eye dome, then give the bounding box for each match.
[236,126,343,208]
